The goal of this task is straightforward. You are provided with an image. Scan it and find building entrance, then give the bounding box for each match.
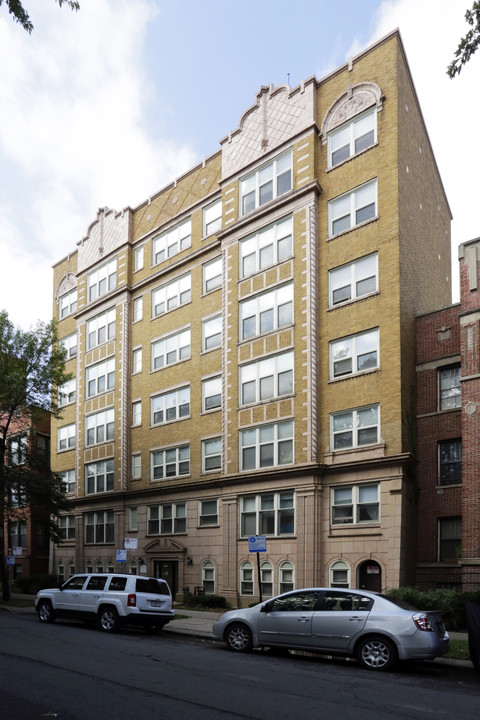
[358,560,382,592]
[154,560,178,599]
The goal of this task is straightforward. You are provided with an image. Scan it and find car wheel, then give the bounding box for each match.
[37,600,56,624]
[356,635,398,671]
[97,606,120,633]
[225,623,253,653]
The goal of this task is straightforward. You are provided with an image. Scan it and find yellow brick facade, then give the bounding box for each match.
[50,31,451,604]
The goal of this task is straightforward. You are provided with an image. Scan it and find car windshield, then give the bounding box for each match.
[381,594,419,611]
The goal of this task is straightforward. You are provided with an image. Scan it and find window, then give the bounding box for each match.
[202,376,221,412]
[199,499,218,525]
[132,453,141,479]
[329,253,378,306]
[152,328,190,370]
[151,386,190,425]
[240,561,254,595]
[128,507,138,531]
[86,358,115,397]
[59,288,77,319]
[59,516,76,541]
[261,561,273,597]
[329,560,351,588]
[10,482,26,507]
[85,459,114,494]
[239,283,293,341]
[9,521,27,549]
[331,405,379,450]
[85,510,114,544]
[439,367,461,410]
[153,218,191,265]
[203,256,222,293]
[203,199,222,236]
[240,150,292,215]
[328,179,377,236]
[151,445,190,480]
[202,439,222,473]
[132,347,142,374]
[279,560,294,593]
[328,107,376,168]
[60,469,75,494]
[240,421,294,471]
[240,351,293,405]
[438,517,462,561]
[58,424,75,451]
[152,273,191,316]
[86,409,114,446]
[202,561,215,594]
[132,401,141,426]
[240,491,295,536]
[61,332,77,358]
[134,245,144,272]
[133,296,143,322]
[330,328,379,378]
[58,378,75,407]
[239,216,293,278]
[202,315,221,351]
[439,440,462,485]
[331,483,379,525]
[87,259,117,303]
[86,308,115,349]
[8,435,28,465]
[148,503,186,534]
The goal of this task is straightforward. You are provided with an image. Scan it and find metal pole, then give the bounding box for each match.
[256,551,262,603]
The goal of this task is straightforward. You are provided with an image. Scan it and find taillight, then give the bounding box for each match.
[128,593,136,607]
[413,613,434,631]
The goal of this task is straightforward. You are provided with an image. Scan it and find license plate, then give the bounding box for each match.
[151,600,162,607]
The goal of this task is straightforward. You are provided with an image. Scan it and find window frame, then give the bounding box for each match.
[202,314,222,352]
[86,357,115,398]
[85,408,114,447]
[152,218,191,266]
[58,378,76,407]
[150,445,190,481]
[152,272,191,317]
[85,459,114,495]
[330,404,380,451]
[151,328,191,371]
[239,216,293,279]
[328,179,377,237]
[240,490,295,537]
[134,245,144,272]
[279,560,294,594]
[240,149,293,216]
[331,483,380,526]
[86,308,116,349]
[57,423,76,452]
[131,453,141,480]
[87,258,117,303]
[132,347,142,374]
[203,199,222,237]
[198,498,219,526]
[327,106,377,168]
[239,350,294,406]
[147,502,186,535]
[438,439,462,486]
[240,420,294,472]
[438,366,462,411]
[240,561,254,595]
[202,561,215,594]
[328,253,378,307]
[151,386,190,426]
[59,469,75,494]
[133,296,143,323]
[438,516,462,562]
[202,375,222,413]
[239,282,293,342]
[201,438,222,473]
[131,400,142,427]
[59,515,76,541]
[202,256,222,294]
[329,328,379,379]
[61,332,77,358]
[59,288,77,319]
[85,510,114,544]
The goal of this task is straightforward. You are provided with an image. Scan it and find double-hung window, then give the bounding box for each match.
[203,256,222,293]
[239,216,293,278]
[9,521,27,549]
[328,107,376,168]
[329,253,378,306]
[240,491,295,536]
[86,308,116,349]
[330,328,379,378]
[240,420,294,471]
[203,199,222,236]
[202,439,222,472]
[134,245,144,272]
[61,332,77,358]
[240,150,292,216]
[202,376,222,412]
[87,259,116,303]
[151,328,190,370]
[85,510,114,543]
[331,405,379,450]
[439,440,462,485]
[329,179,377,236]
[85,460,114,494]
[59,469,75,494]
[59,516,76,541]
[86,358,115,397]
[58,378,76,407]
[8,435,27,465]
[59,288,77,319]
[133,297,143,322]
[148,503,186,534]
[199,499,219,525]
[58,424,75,451]
[86,409,114,446]
[439,367,461,410]
[152,273,191,317]
[153,218,191,265]
[240,351,293,405]
[331,483,379,525]
[132,347,142,374]
[151,445,190,480]
[239,282,293,341]
[202,315,221,351]
[438,517,462,561]
[151,386,190,425]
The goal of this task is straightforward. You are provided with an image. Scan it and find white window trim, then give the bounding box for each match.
[85,408,115,446]
[327,106,377,169]
[133,296,143,323]
[152,218,191,266]
[239,350,294,406]
[150,445,190,481]
[202,314,222,352]
[202,256,222,294]
[328,252,378,307]
[151,385,190,426]
[151,327,191,371]
[330,483,380,526]
[134,245,144,272]
[239,215,293,279]
[329,328,379,380]
[87,258,117,304]
[330,404,380,451]
[131,400,142,427]
[57,424,76,452]
[59,288,77,319]
[329,559,351,587]
[86,308,116,349]
[201,438,222,474]
[203,198,222,237]
[201,375,222,413]
[239,282,293,342]
[240,149,293,216]
[198,498,219,525]
[438,366,462,411]
[240,420,294,471]
[240,490,295,537]
[328,179,378,238]
[152,272,191,318]
[86,357,115,398]
[131,453,141,480]
[85,459,114,495]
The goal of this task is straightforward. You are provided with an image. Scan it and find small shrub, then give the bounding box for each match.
[182,592,229,610]
[388,587,480,631]
[14,574,59,595]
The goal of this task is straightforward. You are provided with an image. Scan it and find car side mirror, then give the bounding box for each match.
[261,601,273,613]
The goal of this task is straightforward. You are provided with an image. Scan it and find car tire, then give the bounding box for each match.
[37,600,56,624]
[225,623,253,653]
[97,606,120,633]
[356,635,398,671]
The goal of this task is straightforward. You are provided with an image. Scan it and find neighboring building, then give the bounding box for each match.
[50,30,452,604]
[1,410,51,580]
[416,238,480,592]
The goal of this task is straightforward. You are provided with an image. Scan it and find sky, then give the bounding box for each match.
[0,0,478,330]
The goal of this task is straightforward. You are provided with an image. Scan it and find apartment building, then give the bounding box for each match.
[50,30,451,604]
[416,238,480,592]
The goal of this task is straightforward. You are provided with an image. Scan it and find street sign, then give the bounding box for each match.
[248,535,267,552]
[124,538,138,550]
[116,549,127,562]
[12,547,23,556]
[6,556,15,566]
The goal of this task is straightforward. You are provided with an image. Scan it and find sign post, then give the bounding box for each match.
[248,535,267,603]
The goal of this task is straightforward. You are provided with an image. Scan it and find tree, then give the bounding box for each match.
[0,310,72,601]
[0,0,79,34]
[447,2,480,78]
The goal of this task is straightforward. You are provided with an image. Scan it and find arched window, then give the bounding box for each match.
[260,561,273,597]
[107,561,114,574]
[68,561,76,577]
[279,560,294,593]
[85,562,93,574]
[202,561,215,594]
[129,561,137,575]
[240,561,254,595]
[57,563,65,584]
[96,562,104,574]
[329,560,350,588]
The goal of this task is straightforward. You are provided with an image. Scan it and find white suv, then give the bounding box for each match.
[35,573,174,633]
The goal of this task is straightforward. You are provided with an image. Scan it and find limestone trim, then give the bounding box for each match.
[55,272,77,301]
[320,82,384,143]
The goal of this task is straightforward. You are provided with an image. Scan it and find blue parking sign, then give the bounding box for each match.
[248,535,267,552]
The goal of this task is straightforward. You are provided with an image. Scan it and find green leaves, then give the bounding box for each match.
[447,2,480,78]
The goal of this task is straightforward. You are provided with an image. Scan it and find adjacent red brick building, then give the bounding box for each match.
[416,237,480,590]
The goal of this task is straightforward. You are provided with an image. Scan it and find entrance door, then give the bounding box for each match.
[358,560,382,592]
[154,561,178,599]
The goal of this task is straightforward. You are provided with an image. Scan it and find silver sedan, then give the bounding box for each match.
[212,587,449,671]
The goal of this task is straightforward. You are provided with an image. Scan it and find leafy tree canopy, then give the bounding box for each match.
[0,0,79,33]
[448,2,480,78]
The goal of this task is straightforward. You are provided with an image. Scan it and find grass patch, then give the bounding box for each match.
[0,597,35,609]
[445,638,470,661]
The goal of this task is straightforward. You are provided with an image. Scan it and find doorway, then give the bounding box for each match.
[154,560,178,599]
[358,560,382,592]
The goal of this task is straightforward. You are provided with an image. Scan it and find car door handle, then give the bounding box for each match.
[348,616,362,621]
[297,616,309,623]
